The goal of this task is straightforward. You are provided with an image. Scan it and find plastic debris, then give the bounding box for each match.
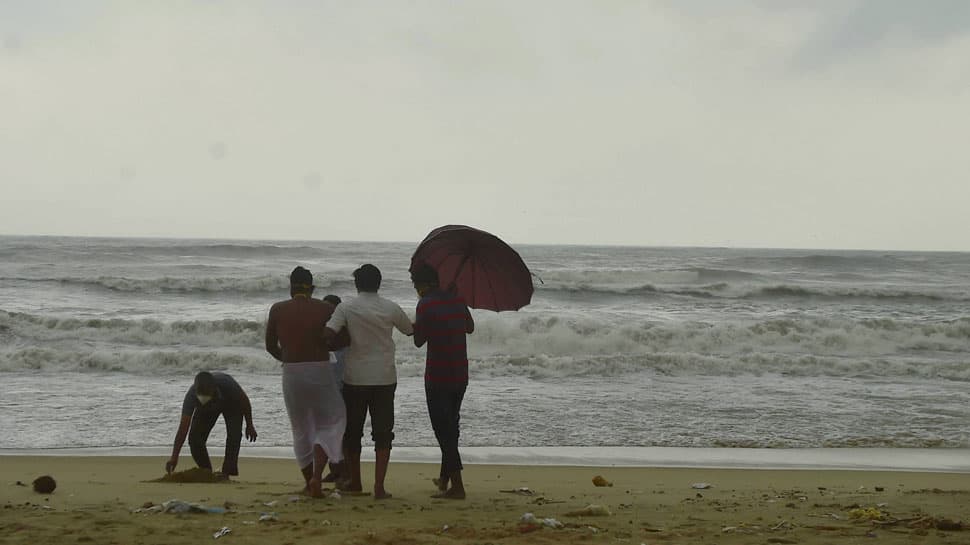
[262,500,278,507]
[521,513,538,524]
[691,483,712,489]
[158,499,226,514]
[258,512,278,522]
[565,504,612,517]
[213,527,231,539]
[502,487,535,496]
[541,517,564,528]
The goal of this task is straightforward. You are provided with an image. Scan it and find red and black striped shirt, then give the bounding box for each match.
[413,290,474,385]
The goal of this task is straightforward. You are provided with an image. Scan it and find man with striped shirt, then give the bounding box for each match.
[411,263,475,499]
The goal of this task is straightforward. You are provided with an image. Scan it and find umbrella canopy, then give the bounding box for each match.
[410,225,534,311]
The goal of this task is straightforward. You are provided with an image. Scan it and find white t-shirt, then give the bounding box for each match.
[327,292,414,385]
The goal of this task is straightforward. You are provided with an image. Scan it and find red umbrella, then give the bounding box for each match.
[410,225,534,311]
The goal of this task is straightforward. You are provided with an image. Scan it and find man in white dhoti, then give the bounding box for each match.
[265,266,346,497]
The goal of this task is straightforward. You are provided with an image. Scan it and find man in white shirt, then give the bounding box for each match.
[325,264,413,499]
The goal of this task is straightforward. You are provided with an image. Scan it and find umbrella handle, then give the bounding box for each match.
[447,253,474,294]
[531,272,544,285]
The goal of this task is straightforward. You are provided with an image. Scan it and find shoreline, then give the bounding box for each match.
[3,446,969,472]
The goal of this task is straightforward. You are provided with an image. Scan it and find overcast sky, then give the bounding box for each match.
[1,1,968,250]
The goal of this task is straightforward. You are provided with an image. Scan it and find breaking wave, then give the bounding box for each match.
[3,310,968,380]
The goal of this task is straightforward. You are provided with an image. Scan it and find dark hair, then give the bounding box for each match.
[290,266,313,288]
[323,294,341,306]
[410,263,439,286]
[194,371,217,396]
[353,264,381,292]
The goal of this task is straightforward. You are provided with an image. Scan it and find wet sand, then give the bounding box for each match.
[1,455,968,544]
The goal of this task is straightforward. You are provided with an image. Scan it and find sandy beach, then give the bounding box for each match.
[1,456,968,544]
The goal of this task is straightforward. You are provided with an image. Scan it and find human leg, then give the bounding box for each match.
[370,384,396,499]
[221,411,243,476]
[341,384,368,492]
[188,409,220,471]
[427,384,466,499]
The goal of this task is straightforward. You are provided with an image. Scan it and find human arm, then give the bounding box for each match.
[323,304,346,345]
[265,307,283,362]
[166,413,192,474]
[393,304,414,336]
[240,391,257,442]
[412,301,426,347]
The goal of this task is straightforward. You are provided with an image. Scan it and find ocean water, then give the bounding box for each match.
[1,235,969,458]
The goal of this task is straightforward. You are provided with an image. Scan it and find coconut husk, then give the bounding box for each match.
[32,475,56,494]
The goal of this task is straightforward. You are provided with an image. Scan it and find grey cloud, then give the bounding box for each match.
[795,0,970,68]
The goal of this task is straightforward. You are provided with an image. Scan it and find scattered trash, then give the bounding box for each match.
[441,525,449,532]
[592,475,612,487]
[32,476,56,494]
[212,527,231,539]
[287,496,302,502]
[258,512,278,522]
[519,512,561,528]
[541,517,564,528]
[262,501,278,507]
[140,499,228,514]
[329,490,341,500]
[690,483,712,490]
[501,487,535,496]
[564,504,612,517]
[15,481,26,487]
[849,507,885,521]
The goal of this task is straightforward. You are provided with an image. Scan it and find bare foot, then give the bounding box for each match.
[374,487,392,500]
[321,472,337,483]
[432,487,466,500]
[432,477,449,491]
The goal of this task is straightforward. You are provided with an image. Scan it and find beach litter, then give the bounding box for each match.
[212,527,231,539]
[592,475,613,487]
[135,499,228,514]
[258,512,278,522]
[848,507,886,521]
[564,504,612,517]
[690,482,712,490]
[32,476,56,494]
[521,512,564,529]
[500,487,535,496]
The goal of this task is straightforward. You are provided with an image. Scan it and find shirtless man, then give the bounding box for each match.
[266,266,347,496]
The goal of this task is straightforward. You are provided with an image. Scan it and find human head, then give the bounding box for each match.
[289,266,314,298]
[194,371,217,404]
[353,264,381,293]
[410,263,439,296]
[323,294,341,306]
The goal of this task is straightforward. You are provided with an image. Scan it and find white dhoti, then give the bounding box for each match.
[282,361,346,468]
